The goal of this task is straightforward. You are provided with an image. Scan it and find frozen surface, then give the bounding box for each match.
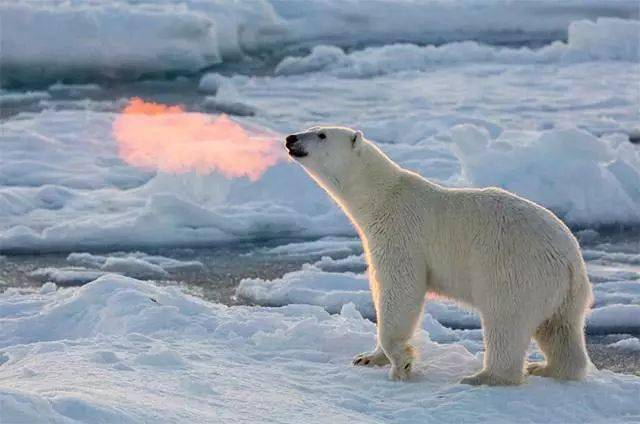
[1,275,639,423]
[238,240,640,334]
[2,60,639,252]
[452,125,640,225]
[26,252,205,285]
[276,18,639,77]
[0,2,222,86]
[2,1,638,86]
[270,0,639,48]
[609,337,640,352]
[257,237,363,258]
[587,305,640,333]
[2,12,639,252]
[1,4,639,422]
[68,252,203,272]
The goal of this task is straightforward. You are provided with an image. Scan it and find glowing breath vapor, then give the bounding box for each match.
[112,98,284,181]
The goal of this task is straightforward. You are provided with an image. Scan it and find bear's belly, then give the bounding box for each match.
[427,271,476,306]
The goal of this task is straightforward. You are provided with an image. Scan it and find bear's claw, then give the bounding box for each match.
[353,356,370,366]
[352,350,390,367]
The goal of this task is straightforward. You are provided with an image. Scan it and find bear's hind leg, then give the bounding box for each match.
[461,315,531,386]
[528,314,589,380]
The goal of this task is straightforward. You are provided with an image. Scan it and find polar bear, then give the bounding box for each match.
[285,126,593,385]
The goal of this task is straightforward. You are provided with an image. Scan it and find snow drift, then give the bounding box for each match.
[452,125,640,226]
[1,275,639,423]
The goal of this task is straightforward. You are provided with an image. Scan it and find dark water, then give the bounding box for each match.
[0,240,319,305]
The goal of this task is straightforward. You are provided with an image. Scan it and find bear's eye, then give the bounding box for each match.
[318,133,326,140]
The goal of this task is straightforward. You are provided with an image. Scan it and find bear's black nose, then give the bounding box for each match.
[286,134,298,146]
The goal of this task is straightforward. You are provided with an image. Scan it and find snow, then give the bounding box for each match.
[452,125,640,225]
[68,252,203,272]
[0,5,638,423]
[608,337,640,352]
[258,237,363,258]
[27,252,205,285]
[2,9,639,253]
[1,275,639,423]
[275,18,639,77]
[39,282,57,294]
[30,268,109,286]
[47,82,104,99]
[587,305,640,334]
[568,18,640,60]
[5,87,640,252]
[0,2,221,86]
[0,90,50,107]
[2,1,638,86]
[1,4,639,420]
[583,249,640,265]
[237,240,640,334]
[271,0,639,48]
[238,264,375,317]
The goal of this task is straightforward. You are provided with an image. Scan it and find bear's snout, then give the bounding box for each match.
[285,134,308,158]
[285,134,298,147]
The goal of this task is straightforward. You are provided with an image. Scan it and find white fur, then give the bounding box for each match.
[287,126,593,385]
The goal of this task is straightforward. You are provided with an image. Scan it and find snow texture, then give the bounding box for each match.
[2,1,638,86]
[238,241,640,334]
[276,18,640,77]
[2,60,639,252]
[608,337,640,352]
[1,275,639,423]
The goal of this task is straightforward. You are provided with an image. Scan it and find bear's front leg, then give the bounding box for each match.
[374,261,427,381]
[352,346,389,367]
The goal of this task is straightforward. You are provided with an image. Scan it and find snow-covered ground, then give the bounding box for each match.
[237,238,640,333]
[2,16,639,252]
[1,1,640,422]
[1,275,640,423]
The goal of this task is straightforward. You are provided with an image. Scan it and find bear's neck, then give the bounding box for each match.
[331,142,402,233]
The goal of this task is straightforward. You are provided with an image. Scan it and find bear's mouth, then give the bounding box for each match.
[287,143,309,158]
[287,147,308,158]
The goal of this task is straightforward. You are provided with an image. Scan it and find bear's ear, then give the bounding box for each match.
[351,130,363,147]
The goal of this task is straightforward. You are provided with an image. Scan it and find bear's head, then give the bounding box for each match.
[285,126,364,191]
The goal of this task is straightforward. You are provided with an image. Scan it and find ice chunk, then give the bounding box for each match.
[30,268,108,286]
[587,304,640,334]
[608,337,640,352]
[0,2,220,85]
[100,257,169,280]
[38,282,57,294]
[453,126,640,226]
